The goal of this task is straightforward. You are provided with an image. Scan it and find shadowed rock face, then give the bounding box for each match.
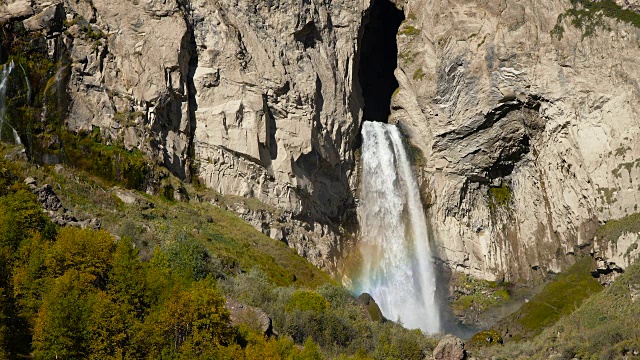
[358,0,404,122]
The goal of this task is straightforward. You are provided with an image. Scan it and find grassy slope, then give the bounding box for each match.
[480,263,640,359]
[9,145,331,288]
[493,257,603,342]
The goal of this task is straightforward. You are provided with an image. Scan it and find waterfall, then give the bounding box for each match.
[20,63,31,103]
[0,61,15,142]
[355,121,440,333]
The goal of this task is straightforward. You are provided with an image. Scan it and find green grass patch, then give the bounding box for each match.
[595,212,640,243]
[59,129,149,190]
[412,68,426,81]
[479,263,640,359]
[451,273,511,317]
[553,0,640,39]
[286,290,330,312]
[10,150,331,288]
[398,25,421,36]
[488,184,512,209]
[496,257,602,340]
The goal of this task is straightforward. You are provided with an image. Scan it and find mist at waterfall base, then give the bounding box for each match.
[353,121,440,333]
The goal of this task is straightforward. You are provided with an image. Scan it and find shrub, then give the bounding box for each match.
[286,290,330,313]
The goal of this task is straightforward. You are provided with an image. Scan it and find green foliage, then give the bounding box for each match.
[225,270,438,359]
[399,51,417,64]
[0,147,438,359]
[471,329,503,347]
[480,263,640,359]
[450,273,510,318]
[33,270,95,360]
[553,0,640,39]
[412,68,426,81]
[286,290,330,313]
[596,211,640,243]
[488,184,512,209]
[152,236,216,282]
[496,257,602,340]
[45,227,115,285]
[398,25,421,36]
[60,129,149,190]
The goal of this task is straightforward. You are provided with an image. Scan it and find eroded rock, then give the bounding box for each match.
[225,297,273,337]
[433,335,466,360]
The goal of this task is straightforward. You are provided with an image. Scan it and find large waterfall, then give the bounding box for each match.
[355,121,440,333]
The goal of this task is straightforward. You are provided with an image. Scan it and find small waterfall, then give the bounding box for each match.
[355,121,440,333]
[0,60,15,142]
[20,63,31,103]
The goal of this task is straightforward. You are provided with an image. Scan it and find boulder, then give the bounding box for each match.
[23,4,64,33]
[34,184,63,211]
[433,335,466,360]
[225,297,274,337]
[0,0,33,22]
[357,293,385,322]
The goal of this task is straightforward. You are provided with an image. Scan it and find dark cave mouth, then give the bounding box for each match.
[358,0,405,123]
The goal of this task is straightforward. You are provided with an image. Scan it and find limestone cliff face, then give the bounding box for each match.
[3,0,366,272]
[392,0,640,282]
[6,0,640,282]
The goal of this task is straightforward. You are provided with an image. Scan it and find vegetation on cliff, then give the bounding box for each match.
[0,146,439,359]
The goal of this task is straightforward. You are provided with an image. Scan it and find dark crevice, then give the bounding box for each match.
[358,0,404,123]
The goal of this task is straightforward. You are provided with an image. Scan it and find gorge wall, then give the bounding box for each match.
[392,0,640,282]
[2,0,640,283]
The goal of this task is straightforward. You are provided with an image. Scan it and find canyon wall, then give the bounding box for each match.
[1,0,368,272]
[3,0,640,282]
[393,0,640,282]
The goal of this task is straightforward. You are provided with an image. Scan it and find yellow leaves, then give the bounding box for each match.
[45,227,115,281]
[157,278,233,351]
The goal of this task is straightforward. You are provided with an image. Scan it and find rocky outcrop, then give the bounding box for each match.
[225,297,274,337]
[7,0,640,286]
[433,335,466,360]
[392,0,640,282]
[357,293,385,322]
[5,0,366,270]
[188,0,363,223]
[0,0,34,22]
[24,176,100,229]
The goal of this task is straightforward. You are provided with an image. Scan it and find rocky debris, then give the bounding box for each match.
[222,201,344,274]
[34,184,63,211]
[433,335,466,360]
[592,232,640,281]
[23,4,64,33]
[24,177,100,230]
[592,257,624,286]
[113,187,154,209]
[0,0,34,22]
[225,297,274,337]
[357,293,384,322]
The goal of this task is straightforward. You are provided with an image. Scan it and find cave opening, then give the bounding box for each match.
[358,0,405,122]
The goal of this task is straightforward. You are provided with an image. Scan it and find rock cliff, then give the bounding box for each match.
[3,0,640,282]
[392,0,640,281]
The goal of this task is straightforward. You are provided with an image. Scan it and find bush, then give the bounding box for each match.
[286,291,330,313]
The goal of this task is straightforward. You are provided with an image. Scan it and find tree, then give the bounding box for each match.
[32,270,94,360]
[45,227,115,288]
[108,237,147,318]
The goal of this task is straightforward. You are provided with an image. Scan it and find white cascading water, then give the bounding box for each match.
[20,63,31,102]
[0,61,15,142]
[355,121,440,333]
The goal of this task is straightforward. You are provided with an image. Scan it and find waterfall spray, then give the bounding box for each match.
[0,61,15,142]
[354,121,440,333]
